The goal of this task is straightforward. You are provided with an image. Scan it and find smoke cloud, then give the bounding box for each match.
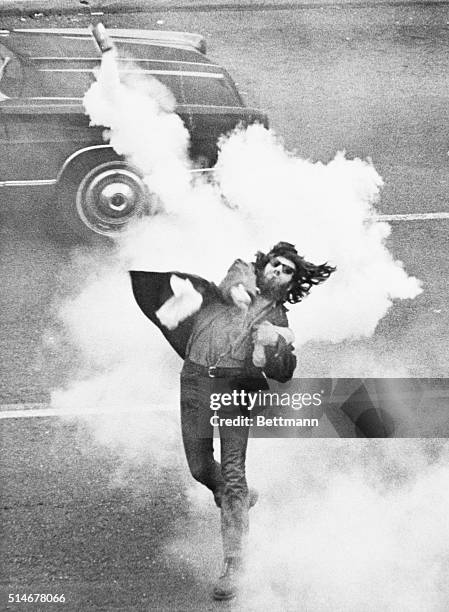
[240,438,449,611]
[45,49,445,609]
[51,48,424,447]
[161,439,449,610]
[84,51,192,210]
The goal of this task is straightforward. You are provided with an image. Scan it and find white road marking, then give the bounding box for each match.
[377,212,449,221]
[0,403,172,419]
[0,403,83,419]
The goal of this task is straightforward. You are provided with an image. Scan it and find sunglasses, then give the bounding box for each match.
[270,258,295,275]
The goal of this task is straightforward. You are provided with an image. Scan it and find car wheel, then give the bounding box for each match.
[56,159,149,242]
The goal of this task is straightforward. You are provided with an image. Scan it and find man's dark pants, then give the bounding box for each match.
[180,360,252,559]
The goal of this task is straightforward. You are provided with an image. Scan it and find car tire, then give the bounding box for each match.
[53,153,149,243]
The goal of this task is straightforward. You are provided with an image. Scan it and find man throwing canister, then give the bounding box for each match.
[130,241,335,601]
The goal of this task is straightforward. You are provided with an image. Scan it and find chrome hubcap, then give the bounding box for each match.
[99,182,135,213]
[96,176,137,217]
[76,163,148,236]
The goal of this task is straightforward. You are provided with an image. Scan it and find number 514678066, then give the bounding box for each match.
[8,594,66,603]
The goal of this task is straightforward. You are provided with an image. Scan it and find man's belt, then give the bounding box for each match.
[185,360,261,379]
[206,365,253,378]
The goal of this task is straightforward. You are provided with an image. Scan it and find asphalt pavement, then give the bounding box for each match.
[1,4,449,610]
[1,0,448,18]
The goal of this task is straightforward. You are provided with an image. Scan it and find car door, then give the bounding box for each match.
[0,97,99,183]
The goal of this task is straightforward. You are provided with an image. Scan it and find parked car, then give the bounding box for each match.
[0,27,268,240]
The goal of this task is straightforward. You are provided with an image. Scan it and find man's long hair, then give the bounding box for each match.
[254,241,336,304]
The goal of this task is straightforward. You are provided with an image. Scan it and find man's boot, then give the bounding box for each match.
[212,557,242,601]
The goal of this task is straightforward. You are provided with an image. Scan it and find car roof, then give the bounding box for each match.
[1,28,209,64]
[0,28,245,108]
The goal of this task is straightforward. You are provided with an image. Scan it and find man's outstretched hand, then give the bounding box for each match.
[156,275,203,330]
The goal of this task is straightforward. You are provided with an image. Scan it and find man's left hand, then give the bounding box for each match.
[253,321,279,346]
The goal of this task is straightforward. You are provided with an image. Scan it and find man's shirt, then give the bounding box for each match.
[186,296,274,367]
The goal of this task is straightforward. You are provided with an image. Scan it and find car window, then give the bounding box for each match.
[150,74,182,102]
[33,69,241,106]
[154,73,241,107]
[0,43,23,98]
[179,74,241,107]
[37,70,95,97]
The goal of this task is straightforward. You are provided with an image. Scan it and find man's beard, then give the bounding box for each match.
[256,270,289,302]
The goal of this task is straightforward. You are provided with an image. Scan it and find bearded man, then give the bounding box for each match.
[130,241,335,601]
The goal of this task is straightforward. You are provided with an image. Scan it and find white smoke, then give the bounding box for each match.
[49,253,181,464]
[45,41,444,612]
[160,439,449,611]
[84,51,192,211]
[214,127,421,345]
[51,48,424,445]
[240,439,449,611]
